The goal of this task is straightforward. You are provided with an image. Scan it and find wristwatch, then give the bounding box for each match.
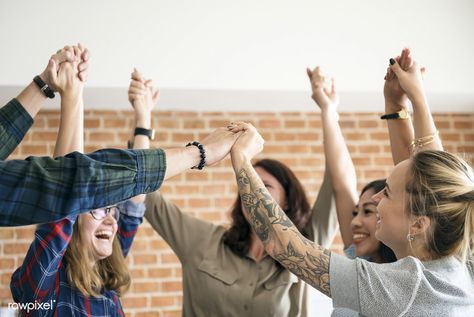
[134,127,155,140]
[380,108,410,120]
[33,75,55,99]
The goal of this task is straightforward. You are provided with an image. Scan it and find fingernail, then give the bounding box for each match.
[389,58,395,65]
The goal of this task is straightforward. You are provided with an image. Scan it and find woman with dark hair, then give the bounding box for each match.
[145,146,338,314]
[306,66,396,264]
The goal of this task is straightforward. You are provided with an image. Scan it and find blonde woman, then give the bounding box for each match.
[229,52,474,315]
[10,54,154,315]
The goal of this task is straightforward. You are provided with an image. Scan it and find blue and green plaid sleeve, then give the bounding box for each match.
[0,99,34,160]
[0,148,166,227]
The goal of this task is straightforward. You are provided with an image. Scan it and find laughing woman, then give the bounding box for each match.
[229,54,474,315]
[10,52,152,316]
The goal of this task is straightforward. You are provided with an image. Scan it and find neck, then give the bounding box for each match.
[249,232,266,262]
[393,241,433,261]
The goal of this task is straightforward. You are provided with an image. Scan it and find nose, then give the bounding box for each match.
[102,213,116,224]
[350,212,362,229]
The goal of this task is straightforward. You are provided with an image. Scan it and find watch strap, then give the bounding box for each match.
[33,75,55,99]
[134,127,155,140]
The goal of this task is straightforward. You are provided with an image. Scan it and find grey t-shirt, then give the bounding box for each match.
[330,253,474,316]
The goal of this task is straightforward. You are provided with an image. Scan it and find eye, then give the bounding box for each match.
[363,208,376,215]
[352,210,358,217]
[264,183,272,189]
[383,188,389,197]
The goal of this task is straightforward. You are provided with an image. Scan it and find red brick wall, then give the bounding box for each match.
[1,110,473,316]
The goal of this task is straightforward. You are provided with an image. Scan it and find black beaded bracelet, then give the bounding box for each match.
[185,141,206,170]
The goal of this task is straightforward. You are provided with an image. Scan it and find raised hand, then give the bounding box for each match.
[228,122,264,163]
[40,44,90,92]
[52,45,85,99]
[128,68,159,126]
[383,48,413,110]
[389,53,427,106]
[306,66,338,113]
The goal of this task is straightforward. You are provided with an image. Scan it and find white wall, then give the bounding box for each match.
[1,0,473,111]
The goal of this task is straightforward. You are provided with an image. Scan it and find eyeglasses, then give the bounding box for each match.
[89,205,120,222]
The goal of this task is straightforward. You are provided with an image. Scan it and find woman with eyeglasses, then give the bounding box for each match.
[10,59,155,316]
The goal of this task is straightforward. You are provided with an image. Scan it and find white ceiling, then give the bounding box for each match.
[1,0,473,111]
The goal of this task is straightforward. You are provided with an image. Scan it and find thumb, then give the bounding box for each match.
[47,59,58,85]
[389,58,404,78]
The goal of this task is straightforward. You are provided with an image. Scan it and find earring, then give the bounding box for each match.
[407,233,415,242]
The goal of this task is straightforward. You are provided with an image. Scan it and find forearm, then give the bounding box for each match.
[410,96,443,151]
[163,146,201,180]
[321,110,358,247]
[0,99,34,159]
[232,155,331,297]
[0,148,166,226]
[54,94,84,157]
[16,82,48,119]
[130,105,151,204]
[385,100,414,164]
[321,110,357,196]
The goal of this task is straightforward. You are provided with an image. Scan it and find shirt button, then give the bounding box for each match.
[249,282,254,287]
[244,305,249,310]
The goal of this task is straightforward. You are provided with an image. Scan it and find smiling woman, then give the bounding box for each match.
[9,60,153,316]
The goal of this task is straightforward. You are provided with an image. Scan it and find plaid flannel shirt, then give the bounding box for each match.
[0,99,166,226]
[10,200,146,316]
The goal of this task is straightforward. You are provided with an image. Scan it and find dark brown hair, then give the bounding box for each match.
[360,180,397,263]
[223,159,311,257]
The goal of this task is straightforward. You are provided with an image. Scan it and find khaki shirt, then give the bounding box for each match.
[145,171,337,317]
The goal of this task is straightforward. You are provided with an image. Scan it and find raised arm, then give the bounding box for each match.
[230,122,332,297]
[0,45,89,160]
[11,47,86,305]
[389,49,443,154]
[116,69,159,256]
[383,48,415,164]
[306,67,357,248]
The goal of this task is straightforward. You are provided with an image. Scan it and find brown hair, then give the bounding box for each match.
[406,150,474,262]
[64,218,131,297]
[223,159,311,257]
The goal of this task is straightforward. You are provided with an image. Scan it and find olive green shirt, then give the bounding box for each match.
[145,171,337,317]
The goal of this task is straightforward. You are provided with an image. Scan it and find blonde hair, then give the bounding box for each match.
[407,150,474,262]
[64,219,131,297]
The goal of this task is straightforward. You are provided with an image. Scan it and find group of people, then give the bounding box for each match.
[0,44,472,316]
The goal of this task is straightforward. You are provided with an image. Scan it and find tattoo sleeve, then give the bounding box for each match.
[237,161,332,297]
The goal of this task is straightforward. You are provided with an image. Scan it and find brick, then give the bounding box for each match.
[15,227,35,239]
[31,131,58,142]
[148,268,173,278]
[121,295,148,308]
[133,282,160,293]
[161,253,179,264]
[22,145,48,155]
[162,281,182,292]
[84,118,101,128]
[285,120,306,128]
[0,229,14,239]
[259,119,281,128]
[454,121,473,129]
[133,254,158,265]
[150,296,176,307]
[89,132,116,142]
